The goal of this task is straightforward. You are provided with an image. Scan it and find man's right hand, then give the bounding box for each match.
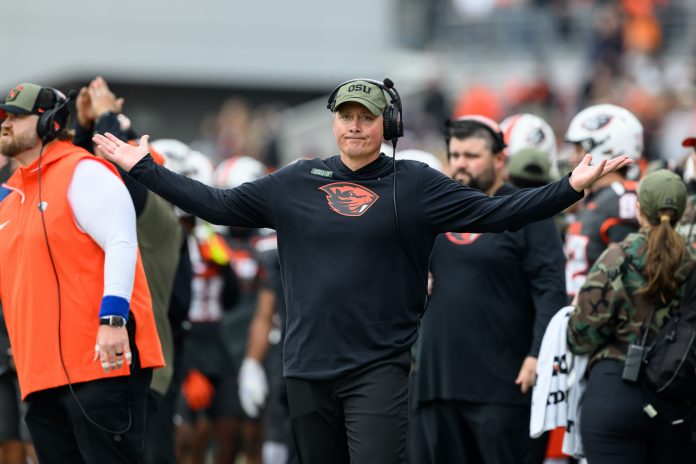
[92,133,150,172]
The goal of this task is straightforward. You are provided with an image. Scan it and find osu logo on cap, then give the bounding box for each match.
[347,84,371,94]
[6,85,24,102]
[319,182,379,217]
[445,232,482,245]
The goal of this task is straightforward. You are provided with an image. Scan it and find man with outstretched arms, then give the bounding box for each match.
[94,78,630,463]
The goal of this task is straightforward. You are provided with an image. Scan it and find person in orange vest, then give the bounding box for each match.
[0,82,164,464]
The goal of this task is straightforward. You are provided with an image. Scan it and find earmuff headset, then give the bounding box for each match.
[327,78,404,142]
[36,88,74,143]
[445,115,506,155]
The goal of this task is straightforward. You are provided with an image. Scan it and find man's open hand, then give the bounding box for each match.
[92,133,150,172]
[569,154,633,192]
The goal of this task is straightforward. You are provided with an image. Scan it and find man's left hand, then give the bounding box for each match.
[515,356,537,394]
[93,326,131,373]
[569,154,633,192]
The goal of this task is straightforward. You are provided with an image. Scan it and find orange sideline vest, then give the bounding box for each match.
[0,141,164,399]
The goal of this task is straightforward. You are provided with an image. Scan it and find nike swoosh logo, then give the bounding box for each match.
[0,220,10,230]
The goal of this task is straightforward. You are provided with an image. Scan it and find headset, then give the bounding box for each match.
[326,77,404,142]
[36,88,74,143]
[35,86,133,436]
[445,115,506,155]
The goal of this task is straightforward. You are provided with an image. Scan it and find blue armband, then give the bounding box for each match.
[98,295,130,321]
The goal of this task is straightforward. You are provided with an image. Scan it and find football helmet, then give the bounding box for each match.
[501,113,558,163]
[151,138,214,186]
[214,156,266,189]
[565,104,643,164]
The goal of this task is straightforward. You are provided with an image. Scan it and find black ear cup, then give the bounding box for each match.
[36,89,70,142]
[36,109,56,140]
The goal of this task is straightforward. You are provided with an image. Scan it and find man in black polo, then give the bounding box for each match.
[413,116,567,463]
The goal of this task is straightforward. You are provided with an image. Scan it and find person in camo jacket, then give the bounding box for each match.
[568,169,696,464]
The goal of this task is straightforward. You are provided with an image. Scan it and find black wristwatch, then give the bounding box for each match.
[99,316,127,328]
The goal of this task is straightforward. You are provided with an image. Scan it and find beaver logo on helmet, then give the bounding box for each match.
[526,128,546,146]
[582,114,612,131]
[319,182,379,217]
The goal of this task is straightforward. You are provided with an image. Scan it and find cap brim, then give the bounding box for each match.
[0,103,32,116]
[682,137,696,148]
[334,97,382,116]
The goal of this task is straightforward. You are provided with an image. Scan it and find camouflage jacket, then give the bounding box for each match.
[567,232,696,367]
[677,193,696,244]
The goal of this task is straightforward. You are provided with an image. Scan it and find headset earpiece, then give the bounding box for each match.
[36,88,72,143]
[327,78,403,142]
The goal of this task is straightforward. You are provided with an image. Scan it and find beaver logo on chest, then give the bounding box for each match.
[318,182,379,217]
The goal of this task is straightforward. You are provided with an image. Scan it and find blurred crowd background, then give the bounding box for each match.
[4,0,696,171]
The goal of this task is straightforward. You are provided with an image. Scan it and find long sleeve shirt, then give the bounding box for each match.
[415,183,568,405]
[129,153,582,380]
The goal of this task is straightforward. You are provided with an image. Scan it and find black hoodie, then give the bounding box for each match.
[129,153,582,379]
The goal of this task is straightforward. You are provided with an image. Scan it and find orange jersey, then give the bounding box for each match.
[0,141,164,398]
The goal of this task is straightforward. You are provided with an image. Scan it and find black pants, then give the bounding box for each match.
[417,400,541,464]
[286,352,409,464]
[581,359,695,464]
[144,388,175,464]
[0,372,22,441]
[24,348,152,464]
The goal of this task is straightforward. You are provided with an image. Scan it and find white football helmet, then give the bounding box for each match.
[565,104,643,164]
[214,156,266,189]
[151,138,214,186]
[383,147,444,172]
[501,113,558,163]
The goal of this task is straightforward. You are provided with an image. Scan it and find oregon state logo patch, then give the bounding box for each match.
[6,85,24,102]
[445,232,482,245]
[319,182,379,217]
